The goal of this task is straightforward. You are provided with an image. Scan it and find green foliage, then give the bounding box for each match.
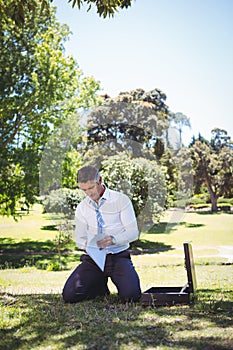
[39,114,83,193]
[68,0,133,18]
[190,194,209,205]
[190,195,233,210]
[0,1,100,217]
[0,161,28,216]
[218,197,233,205]
[1,0,134,25]
[100,153,167,232]
[62,149,82,188]
[83,88,170,164]
[210,128,233,153]
[43,188,85,218]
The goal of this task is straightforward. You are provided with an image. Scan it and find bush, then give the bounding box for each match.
[190,194,208,205]
[35,259,66,271]
[218,197,233,205]
[190,203,211,210]
[42,188,85,218]
[218,204,231,211]
[101,154,167,232]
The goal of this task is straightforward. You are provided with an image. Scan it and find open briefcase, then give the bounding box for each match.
[141,242,197,306]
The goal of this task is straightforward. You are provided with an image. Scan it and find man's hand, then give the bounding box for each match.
[97,235,115,249]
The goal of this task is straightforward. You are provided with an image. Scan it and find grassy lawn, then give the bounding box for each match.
[141,209,233,247]
[0,207,233,349]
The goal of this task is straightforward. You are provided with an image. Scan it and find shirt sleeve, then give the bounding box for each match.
[113,195,139,245]
[74,205,88,250]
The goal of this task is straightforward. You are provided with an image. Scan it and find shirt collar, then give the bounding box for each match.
[101,184,110,200]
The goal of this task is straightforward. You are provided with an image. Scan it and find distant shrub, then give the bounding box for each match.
[43,188,85,218]
[218,197,233,205]
[190,203,211,210]
[218,204,231,211]
[190,194,208,205]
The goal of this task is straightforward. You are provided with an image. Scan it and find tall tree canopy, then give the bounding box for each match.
[1,0,134,25]
[82,88,170,166]
[0,0,100,216]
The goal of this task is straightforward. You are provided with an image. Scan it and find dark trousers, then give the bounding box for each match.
[62,250,141,303]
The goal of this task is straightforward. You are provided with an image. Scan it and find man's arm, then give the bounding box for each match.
[74,209,88,250]
[116,198,139,244]
[97,196,139,248]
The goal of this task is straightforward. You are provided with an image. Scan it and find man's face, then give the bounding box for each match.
[79,180,103,202]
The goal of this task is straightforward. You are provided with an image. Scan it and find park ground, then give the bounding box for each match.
[0,206,232,350]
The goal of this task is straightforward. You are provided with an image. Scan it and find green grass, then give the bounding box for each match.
[0,290,232,350]
[142,210,233,247]
[0,205,57,241]
[0,207,233,349]
[1,263,232,297]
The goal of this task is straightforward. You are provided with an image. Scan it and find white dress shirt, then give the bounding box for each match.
[75,186,139,254]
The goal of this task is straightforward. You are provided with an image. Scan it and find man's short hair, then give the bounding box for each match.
[77,166,100,183]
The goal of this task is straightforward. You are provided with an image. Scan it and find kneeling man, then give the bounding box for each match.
[62,165,141,303]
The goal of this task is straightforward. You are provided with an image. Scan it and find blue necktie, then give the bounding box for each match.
[94,199,105,234]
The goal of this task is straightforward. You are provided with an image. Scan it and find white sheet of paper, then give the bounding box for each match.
[86,236,106,271]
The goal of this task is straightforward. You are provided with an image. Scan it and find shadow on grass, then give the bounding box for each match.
[145,222,178,234]
[0,238,78,270]
[0,290,232,350]
[0,236,173,268]
[179,222,205,228]
[0,237,57,253]
[194,289,233,315]
[0,252,79,270]
[146,221,205,235]
[0,231,172,269]
[41,224,58,231]
[130,239,173,255]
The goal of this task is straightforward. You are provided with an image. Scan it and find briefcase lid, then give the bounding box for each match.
[183,242,197,293]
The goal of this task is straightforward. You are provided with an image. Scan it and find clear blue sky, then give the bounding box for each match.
[53,0,233,144]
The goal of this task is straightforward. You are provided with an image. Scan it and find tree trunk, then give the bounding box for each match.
[137,217,144,236]
[210,195,218,212]
[207,185,218,212]
[205,172,218,212]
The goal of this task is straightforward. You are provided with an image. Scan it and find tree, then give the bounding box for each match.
[2,0,134,25]
[170,112,191,146]
[190,133,233,211]
[210,128,233,153]
[82,88,170,166]
[0,1,100,216]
